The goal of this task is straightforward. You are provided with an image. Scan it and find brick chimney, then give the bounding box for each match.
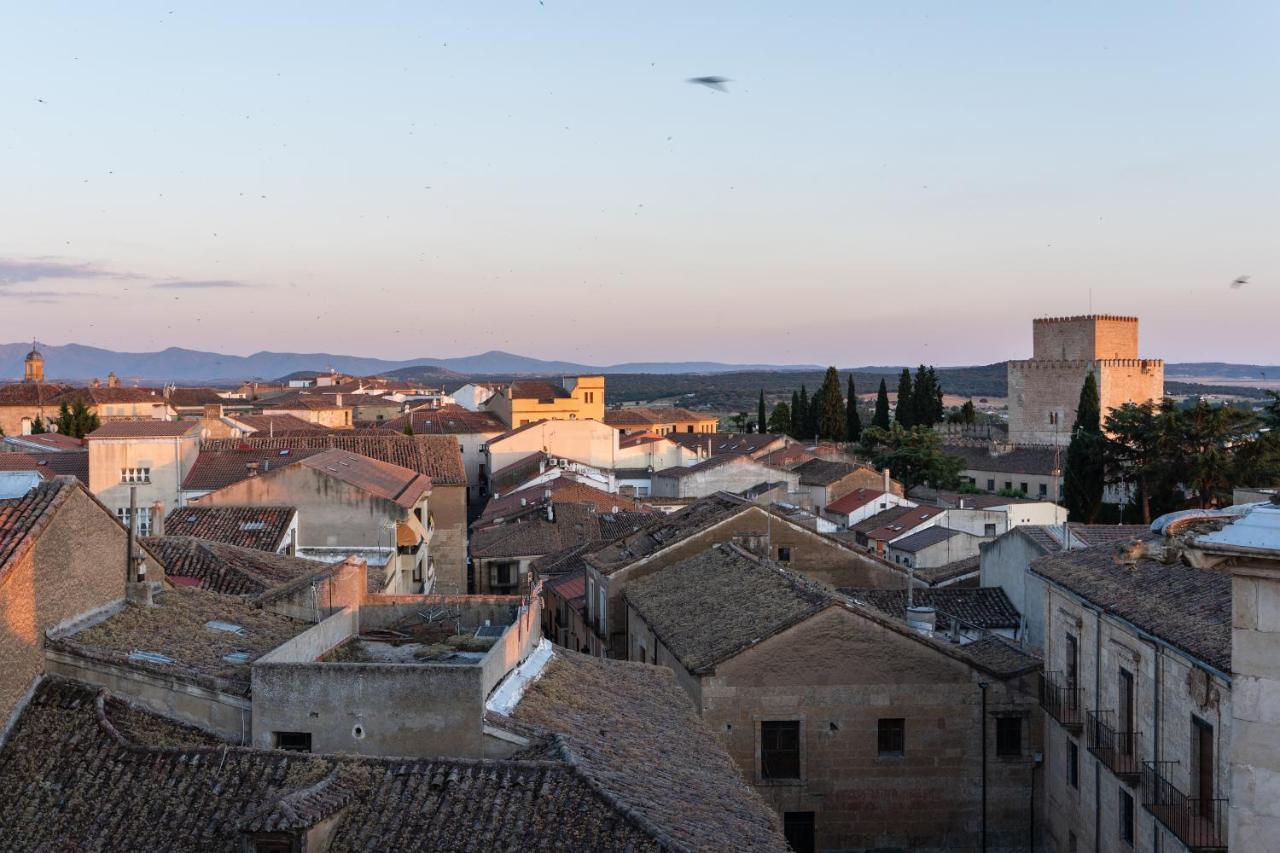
[107,372,119,389]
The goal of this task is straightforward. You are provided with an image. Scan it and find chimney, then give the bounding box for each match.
[204,403,224,421]
[905,605,937,634]
[882,467,891,493]
[150,501,165,537]
[335,393,343,407]
[91,377,102,389]
[246,461,259,477]
[107,372,119,389]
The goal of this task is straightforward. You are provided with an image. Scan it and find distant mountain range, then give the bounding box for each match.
[1,341,1275,389]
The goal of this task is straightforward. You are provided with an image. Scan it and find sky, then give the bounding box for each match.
[2,2,1277,367]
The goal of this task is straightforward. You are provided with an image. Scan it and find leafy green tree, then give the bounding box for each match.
[860,424,964,491]
[1103,399,1183,523]
[959,400,976,425]
[730,411,751,432]
[894,369,914,427]
[53,399,100,438]
[1263,391,1280,430]
[767,402,792,435]
[845,375,862,443]
[1175,400,1258,507]
[814,367,845,440]
[789,391,801,438]
[872,379,891,430]
[30,417,46,434]
[758,390,767,436]
[403,421,415,436]
[1064,372,1105,522]
[1234,430,1280,491]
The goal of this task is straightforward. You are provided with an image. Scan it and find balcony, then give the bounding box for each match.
[1086,710,1141,784]
[1039,671,1084,732]
[1141,761,1228,851]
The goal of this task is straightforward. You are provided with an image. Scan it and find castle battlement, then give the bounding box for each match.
[1007,358,1164,370]
[1033,314,1139,324]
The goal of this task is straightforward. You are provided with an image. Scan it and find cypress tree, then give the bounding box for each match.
[845,375,862,442]
[873,379,891,430]
[1064,372,1106,521]
[797,386,810,439]
[790,391,801,438]
[30,417,46,434]
[894,369,914,427]
[815,367,844,440]
[758,390,767,436]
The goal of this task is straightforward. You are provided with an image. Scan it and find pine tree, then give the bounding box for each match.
[797,385,810,439]
[894,369,914,427]
[873,379,891,430]
[1064,372,1106,522]
[909,365,944,427]
[815,367,845,440]
[758,390,767,436]
[845,375,862,443]
[54,402,73,436]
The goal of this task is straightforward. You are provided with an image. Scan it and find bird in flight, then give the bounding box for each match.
[687,76,730,92]
[1230,274,1250,289]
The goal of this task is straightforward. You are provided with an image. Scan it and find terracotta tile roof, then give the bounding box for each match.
[756,444,818,468]
[164,387,230,407]
[0,451,89,484]
[0,382,73,406]
[162,506,296,552]
[1030,538,1230,672]
[509,651,788,852]
[378,404,506,435]
[200,434,466,486]
[653,453,751,479]
[0,478,76,573]
[0,674,781,851]
[623,544,832,672]
[181,447,324,492]
[913,554,982,584]
[793,457,860,486]
[508,380,570,400]
[480,479,641,523]
[844,587,1022,631]
[531,541,602,577]
[825,487,888,514]
[666,432,785,457]
[299,450,431,508]
[261,394,349,411]
[471,504,654,559]
[603,406,709,426]
[1016,523,1151,555]
[546,568,587,602]
[86,420,199,439]
[945,444,1059,476]
[63,386,169,406]
[226,413,326,434]
[888,525,963,553]
[47,585,310,695]
[855,505,946,541]
[584,493,751,575]
[2,432,84,451]
[144,536,322,597]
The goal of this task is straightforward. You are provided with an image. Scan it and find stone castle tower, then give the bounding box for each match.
[22,341,44,384]
[1007,315,1163,446]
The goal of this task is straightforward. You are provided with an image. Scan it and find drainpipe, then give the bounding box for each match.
[979,681,989,853]
[1094,607,1101,853]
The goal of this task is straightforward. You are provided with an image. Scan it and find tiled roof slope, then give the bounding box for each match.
[200,434,466,485]
[86,420,198,439]
[653,453,750,479]
[378,404,507,434]
[163,506,295,551]
[792,458,859,486]
[889,525,962,553]
[602,406,708,426]
[3,431,84,451]
[944,444,1059,475]
[480,479,641,523]
[226,413,326,434]
[1017,523,1150,554]
[584,493,750,575]
[0,478,74,572]
[826,487,888,514]
[0,382,73,405]
[0,451,89,484]
[143,537,322,597]
[47,586,309,695]
[844,587,1022,631]
[471,505,654,559]
[667,432,784,457]
[1031,538,1230,671]
[623,544,832,672]
[181,447,323,492]
[299,450,431,508]
[510,651,788,852]
[0,679,669,852]
[508,380,570,400]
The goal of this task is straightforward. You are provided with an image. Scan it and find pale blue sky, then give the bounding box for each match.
[2,2,1276,365]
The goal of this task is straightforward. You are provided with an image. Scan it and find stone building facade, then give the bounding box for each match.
[1007,315,1163,446]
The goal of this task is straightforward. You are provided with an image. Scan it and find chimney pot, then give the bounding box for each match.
[246,461,259,477]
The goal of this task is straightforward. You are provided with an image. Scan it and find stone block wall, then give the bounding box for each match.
[1032,315,1139,361]
[1229,565,1280,850]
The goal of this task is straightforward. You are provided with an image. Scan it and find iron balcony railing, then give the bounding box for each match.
[1086,710,1141,784]
[1038,671,1084,732]
[1141,761,1228,851]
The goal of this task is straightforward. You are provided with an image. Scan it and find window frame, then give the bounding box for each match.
[995,716,1022,757]
[877,717,905,758]
[759,720,802,781]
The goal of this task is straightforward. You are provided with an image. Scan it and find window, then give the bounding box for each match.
[1068,739,1079,789]
[1065,632,1079,688]
[783,812,815,853]
[760,720,801,780]
[586,578,595,622]
[1004,481,1013,491]
[987,479,995,491]
[274,731,312,752]
[996,717,1022,756]
[1049,412,1058,425]
[598,587,607,634]
[1039,483,1048,497]
[776,546,792,563]
[1119,788,1134,845]
[116,506,152,536]
[1119,667,1135,751]
[1019,482,1028,494]
[877,718,905,757]
[984,523,998,537]
[1192,716,1215,807]
[120,467,150,483]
